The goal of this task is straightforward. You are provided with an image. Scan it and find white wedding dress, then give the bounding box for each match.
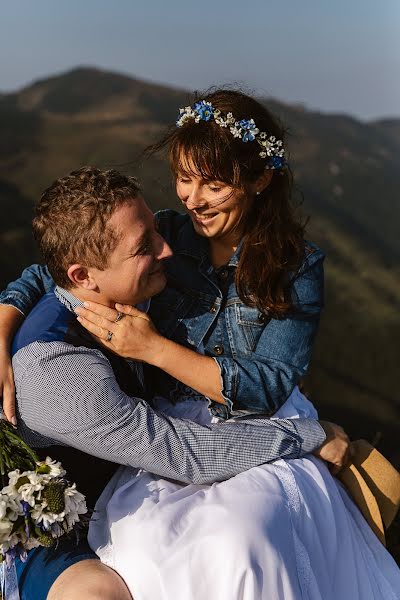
[88,388,400,599]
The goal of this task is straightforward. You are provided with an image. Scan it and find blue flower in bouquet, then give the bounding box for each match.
[194,101,214,121]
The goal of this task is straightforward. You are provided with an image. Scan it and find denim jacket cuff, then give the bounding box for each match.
[0,293,29,316]
[212,357,238,414]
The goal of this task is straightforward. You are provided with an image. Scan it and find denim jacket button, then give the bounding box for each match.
[213,345,224,355]
[258,312,268,323]
[210,305,217,313]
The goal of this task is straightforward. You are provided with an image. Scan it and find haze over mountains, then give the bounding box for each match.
[0,66,399,463]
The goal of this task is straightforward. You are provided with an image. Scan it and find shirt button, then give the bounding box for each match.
[220,268,229,279]
[210,305,217,313]
[213,345,224,355]
[258,313,268,323]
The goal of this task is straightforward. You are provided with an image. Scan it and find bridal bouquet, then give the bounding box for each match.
[0,419,88,569]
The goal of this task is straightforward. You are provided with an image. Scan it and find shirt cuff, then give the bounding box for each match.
[293,418,326,455]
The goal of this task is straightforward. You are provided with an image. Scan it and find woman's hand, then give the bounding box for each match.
[0,346,17,425]
[75,302,166,363]
[75,301,225,404]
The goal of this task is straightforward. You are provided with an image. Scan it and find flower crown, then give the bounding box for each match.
[176,100,286,170]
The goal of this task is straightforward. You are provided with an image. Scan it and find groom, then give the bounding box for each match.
[7,167,348,600]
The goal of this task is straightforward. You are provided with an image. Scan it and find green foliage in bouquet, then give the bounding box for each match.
[0,420,39,488]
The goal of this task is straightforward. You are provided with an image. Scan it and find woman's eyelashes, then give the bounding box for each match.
[177,176,224,193]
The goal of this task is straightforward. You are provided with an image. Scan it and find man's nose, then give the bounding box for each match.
[155,232,173,260]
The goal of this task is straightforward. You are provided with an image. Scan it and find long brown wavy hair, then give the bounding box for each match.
[147,89,306,317]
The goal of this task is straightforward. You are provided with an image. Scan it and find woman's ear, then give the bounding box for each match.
[254,169,273,195]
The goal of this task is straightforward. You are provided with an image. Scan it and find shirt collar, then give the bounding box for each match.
[54,286,84,313]
[55,286,152,314]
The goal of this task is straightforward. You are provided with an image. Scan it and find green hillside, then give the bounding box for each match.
[0,66,399,460]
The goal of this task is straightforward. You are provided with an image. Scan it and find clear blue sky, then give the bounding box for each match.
[1,0,399,120]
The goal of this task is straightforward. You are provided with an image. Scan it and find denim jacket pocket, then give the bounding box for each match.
[234,304,271,353]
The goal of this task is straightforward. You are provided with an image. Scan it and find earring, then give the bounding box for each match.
[256,191,261,196]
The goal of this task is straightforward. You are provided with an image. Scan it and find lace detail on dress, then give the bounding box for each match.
[273,459,312,598]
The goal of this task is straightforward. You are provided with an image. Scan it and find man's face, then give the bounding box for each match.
[90,197,172,306]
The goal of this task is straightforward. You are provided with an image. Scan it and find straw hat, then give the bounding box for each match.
[337,439,400,546]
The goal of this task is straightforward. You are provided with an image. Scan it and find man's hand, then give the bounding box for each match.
[314,421,352,474]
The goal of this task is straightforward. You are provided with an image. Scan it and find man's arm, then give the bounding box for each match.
[14,342,327,485]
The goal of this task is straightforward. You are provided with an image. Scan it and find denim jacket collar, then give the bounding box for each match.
[174,219,242,268]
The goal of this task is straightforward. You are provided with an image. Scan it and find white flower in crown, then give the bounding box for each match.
[230,123,243,138]
[175,100,286,169]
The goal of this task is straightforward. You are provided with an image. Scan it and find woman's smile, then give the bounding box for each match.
[191,211,219,225]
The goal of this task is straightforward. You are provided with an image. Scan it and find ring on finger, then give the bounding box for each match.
[106,330,113,342]
[114,311,124,323]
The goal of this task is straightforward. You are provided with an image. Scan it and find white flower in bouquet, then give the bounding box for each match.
[63,484,87,530]
[1,534,22,557]
[0,418,88,585]
[0,495,21,525]
[18,472,45,507]
[32,506,65,530]
[5,469,22,489]
[0,519,13,545]
[0,496,8,519]
[42,457,66,479]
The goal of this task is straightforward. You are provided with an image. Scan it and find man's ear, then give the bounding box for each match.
[254,169,273,194]
[67,264,98,290]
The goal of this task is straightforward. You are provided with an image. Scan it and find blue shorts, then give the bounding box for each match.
[15,538,98,600]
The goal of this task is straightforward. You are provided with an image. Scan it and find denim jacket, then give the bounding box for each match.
[0,210,324,419]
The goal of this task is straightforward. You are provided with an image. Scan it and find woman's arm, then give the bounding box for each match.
[75,255,324,414]
[0,264,55,422]
[0,305,24,423]
[0,263,55,315]
[75,303,225,403]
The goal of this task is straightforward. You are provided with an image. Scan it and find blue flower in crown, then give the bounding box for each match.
[194,101,214,122]
[238,119,259,142]
[268,156,286,169]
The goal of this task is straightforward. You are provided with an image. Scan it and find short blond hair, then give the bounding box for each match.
[33,166,141,288]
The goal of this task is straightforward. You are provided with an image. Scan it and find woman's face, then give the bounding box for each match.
[176,170,255,243]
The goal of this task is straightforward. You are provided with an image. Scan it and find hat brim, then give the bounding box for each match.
[337,463,385,546]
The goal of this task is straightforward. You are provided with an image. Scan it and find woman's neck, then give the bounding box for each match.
[209,237,240,269]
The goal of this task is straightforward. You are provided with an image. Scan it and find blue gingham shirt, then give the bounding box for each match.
[11,288,326,485]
